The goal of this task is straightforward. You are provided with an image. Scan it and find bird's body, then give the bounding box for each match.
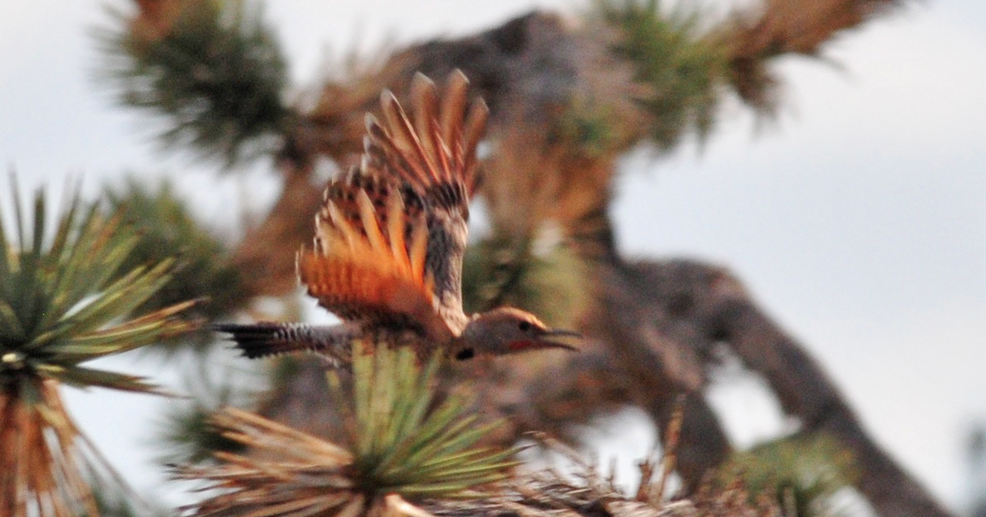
[217,71,578,365]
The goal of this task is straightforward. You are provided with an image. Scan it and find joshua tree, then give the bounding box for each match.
[0,0,942,515]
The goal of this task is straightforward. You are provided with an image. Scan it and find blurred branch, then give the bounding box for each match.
[582,257,948,517]
[707,273,953,517]
[595,0,728,148]
[97,0,292,167]
[720,0,910,110]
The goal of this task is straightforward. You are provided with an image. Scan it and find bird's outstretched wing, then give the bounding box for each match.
[298,71,487,339]
[362,71,489,323]
[298,167,455,342]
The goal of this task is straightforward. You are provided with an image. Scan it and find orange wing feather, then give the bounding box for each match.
[367,71,488,209]
[298,70,488,340]
[297,171,453,342]
[361,72,489,321]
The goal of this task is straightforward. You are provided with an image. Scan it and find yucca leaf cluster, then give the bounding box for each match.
[347,343,517,498]
[0,181,196,516]
[105,180,247,352]
[181,342,517,516]
[0,183,194,395]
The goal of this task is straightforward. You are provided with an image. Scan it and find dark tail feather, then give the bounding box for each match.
[213,322,307,359]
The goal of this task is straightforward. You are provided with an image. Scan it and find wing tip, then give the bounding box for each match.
[380,88,399,109]
[366,71,488,193]
[411,71,437,94]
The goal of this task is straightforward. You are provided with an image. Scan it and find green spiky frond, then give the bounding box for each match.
[0,180,196,516]
[716,434,858,517]
[596,0,726,150]
[180,343,516,516]
[106,179,246,352]
[178,407,359,517]
[346,343,517,498]
[96,0,291,166]
[0,181,195,394]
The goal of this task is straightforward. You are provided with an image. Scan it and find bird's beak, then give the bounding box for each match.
[534,328,581,351]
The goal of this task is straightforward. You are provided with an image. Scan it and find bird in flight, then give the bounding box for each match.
[217,71,579,365]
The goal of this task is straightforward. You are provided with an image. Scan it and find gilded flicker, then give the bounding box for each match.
[217,71,579,365]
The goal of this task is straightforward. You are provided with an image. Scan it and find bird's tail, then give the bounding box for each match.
[214,322,357,366]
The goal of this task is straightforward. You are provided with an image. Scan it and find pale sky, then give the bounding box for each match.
[1,0,984,512]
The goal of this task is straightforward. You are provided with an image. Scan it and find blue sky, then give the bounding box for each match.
[2,0,984,512]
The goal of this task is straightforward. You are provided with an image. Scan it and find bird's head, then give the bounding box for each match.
[453,307,580,360]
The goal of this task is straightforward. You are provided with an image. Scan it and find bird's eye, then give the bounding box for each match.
[518,320,532,332]
[455,348,475,360]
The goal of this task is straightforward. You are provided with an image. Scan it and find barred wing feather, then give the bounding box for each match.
[298,171,454,342]
[362,71,489,320]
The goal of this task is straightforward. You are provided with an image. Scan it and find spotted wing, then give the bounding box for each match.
[362,71,489,320]
[298,169,454,342]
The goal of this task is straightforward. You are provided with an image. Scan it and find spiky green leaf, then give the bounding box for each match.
[345,342,517,498]
[104,179,247,353]
[0,178,196,395]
